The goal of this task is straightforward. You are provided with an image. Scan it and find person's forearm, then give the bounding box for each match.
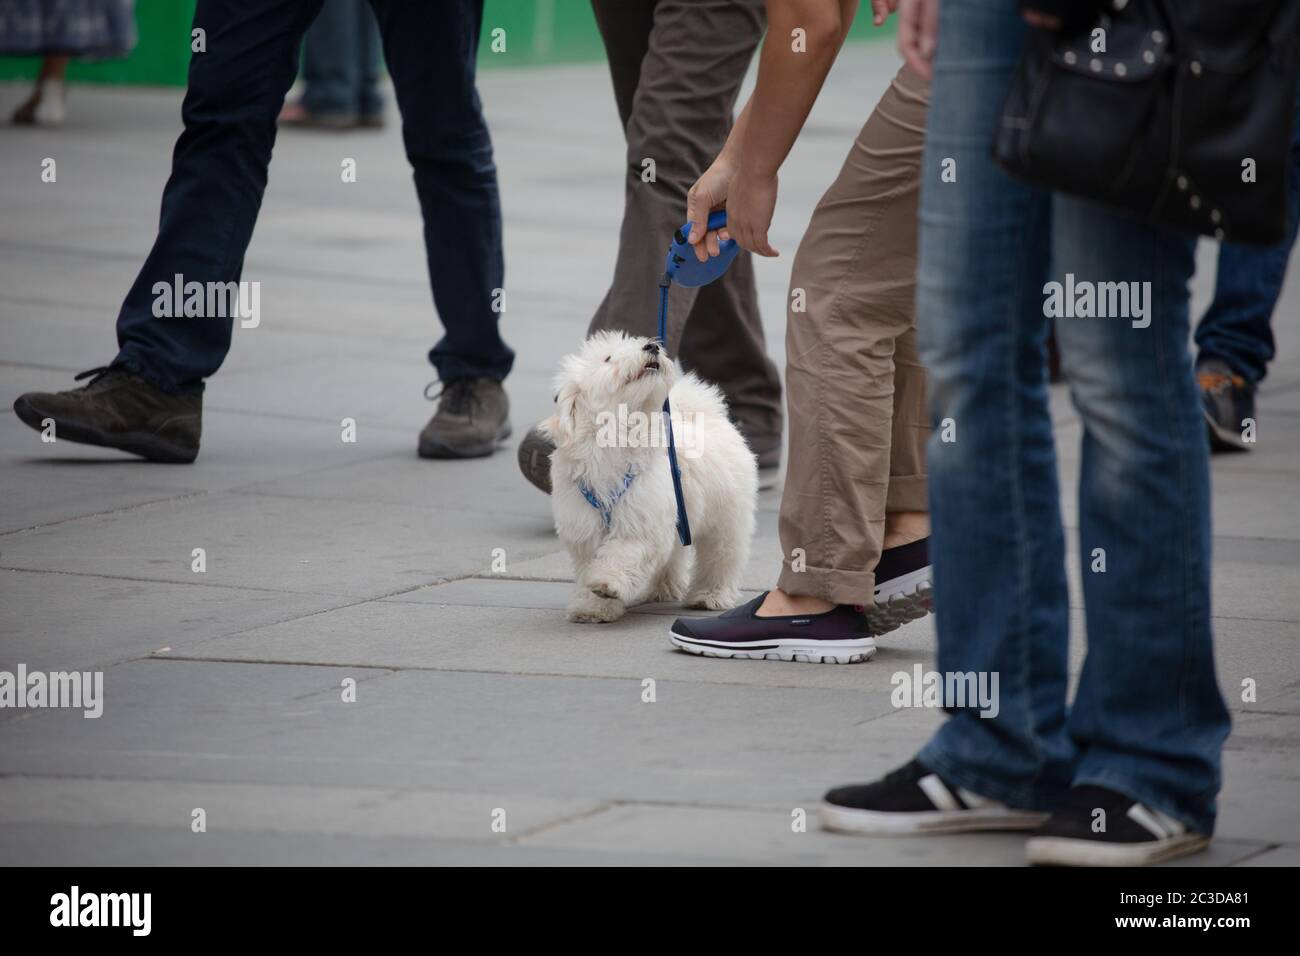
[738,0,858,178]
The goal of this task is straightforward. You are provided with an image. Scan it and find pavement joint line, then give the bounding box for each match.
[0,359,86,374]
[290,668,399,702]
[1225,843,1283,866]
[0,565,345,598]
[131,653,920,693]
[0,773,874,820]
[171,576,489,640]
[226,485,556,523]
[0,489,213,537]
[504,801,617,844]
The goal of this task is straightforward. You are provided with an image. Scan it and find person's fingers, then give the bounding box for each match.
[920,0,939,62]
[694,233,710,262]
[718,229,732,243]
[706,230,721,259]
[685,185,708,245]
[753,230,779,258]
[870,0,891,26]
[898,0,934,81]
[898,1,922,77]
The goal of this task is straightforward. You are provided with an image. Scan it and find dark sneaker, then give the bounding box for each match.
[418,377,511,459]
[865,537,933,637]
[1026,785,1209,867]
[1197,358,1255,452]
[13,366,201,463]
[669,592,876,664]
[517,423,554,494]
[820,759,1049,835]
[278,102,358,129]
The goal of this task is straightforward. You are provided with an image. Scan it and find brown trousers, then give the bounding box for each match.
[586,0,783,445]
[777,66,932,606]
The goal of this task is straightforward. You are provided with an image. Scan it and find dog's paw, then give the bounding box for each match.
[650,582,686,603]
[684,588,740,611]
[567,590,624,623]
[649,573,688,603]
[579,567,628,603]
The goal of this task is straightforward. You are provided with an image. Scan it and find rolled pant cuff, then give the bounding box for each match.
[886,474,929,514]
[917,742,1067,813]
[777,561,875,607]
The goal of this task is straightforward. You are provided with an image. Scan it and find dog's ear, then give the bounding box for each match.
[541,380,580,444]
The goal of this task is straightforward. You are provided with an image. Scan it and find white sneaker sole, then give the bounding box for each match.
[1026,833,1210,867]
[819,802,1050,836]
[866,565,933,637]
[668,628,876,664]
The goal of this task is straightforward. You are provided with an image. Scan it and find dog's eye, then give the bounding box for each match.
[604,356,610,363]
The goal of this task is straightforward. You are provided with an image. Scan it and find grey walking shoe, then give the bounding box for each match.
[418,377,511,459]
[14,366,201,463]
[517,422,554,494]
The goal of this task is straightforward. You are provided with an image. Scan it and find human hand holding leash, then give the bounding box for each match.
[687,0,871,260]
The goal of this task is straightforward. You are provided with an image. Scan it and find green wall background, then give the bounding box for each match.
[0,0,892,86]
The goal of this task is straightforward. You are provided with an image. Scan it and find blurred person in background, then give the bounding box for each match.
[12,0,514,464]
[2,0,136,125]
[1194,81,1300,452]
[819,0,1232,867]
[279,0,386,130]
[515,0,785,493]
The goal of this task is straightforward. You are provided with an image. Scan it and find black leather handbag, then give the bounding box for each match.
[994,0,1300,245]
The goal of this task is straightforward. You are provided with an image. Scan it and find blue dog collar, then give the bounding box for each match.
[578,466,638,531]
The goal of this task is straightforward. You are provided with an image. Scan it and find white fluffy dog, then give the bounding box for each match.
[542,331,757,623]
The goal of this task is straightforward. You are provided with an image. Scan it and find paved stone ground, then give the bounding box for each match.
[1,46,1298,866]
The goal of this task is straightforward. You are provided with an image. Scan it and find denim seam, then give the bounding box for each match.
[1007,197,1044,785]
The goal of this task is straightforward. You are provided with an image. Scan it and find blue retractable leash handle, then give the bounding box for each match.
[658,210,739,547]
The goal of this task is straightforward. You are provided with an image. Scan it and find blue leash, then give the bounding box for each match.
[658,210,741,548]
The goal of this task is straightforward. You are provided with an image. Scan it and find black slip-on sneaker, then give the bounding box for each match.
[820,759,1050,835]
[669,592,876,664]
[1197,358,1256,452]
[865,537,933,637]
[1026,785,1209,867]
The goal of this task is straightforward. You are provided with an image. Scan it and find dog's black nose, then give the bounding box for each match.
[643,341,661,354]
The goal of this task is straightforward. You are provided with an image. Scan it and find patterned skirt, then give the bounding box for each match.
[0,0,137,56]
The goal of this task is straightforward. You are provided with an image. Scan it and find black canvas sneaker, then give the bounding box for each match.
[865,537,933,636]
[669,592,876,664]
[1026,785,1209,867]
[820,759,1049,835]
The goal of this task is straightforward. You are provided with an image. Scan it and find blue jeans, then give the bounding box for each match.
[1193,79,1300,386]
[914,0,1230,835]
[301,0,384,118]
[114,0,513,393]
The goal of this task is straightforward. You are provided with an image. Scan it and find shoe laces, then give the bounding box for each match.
[425,378,481,418]
[74,366,124,392]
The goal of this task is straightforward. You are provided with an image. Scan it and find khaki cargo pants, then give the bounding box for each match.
[777,66,931,606]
